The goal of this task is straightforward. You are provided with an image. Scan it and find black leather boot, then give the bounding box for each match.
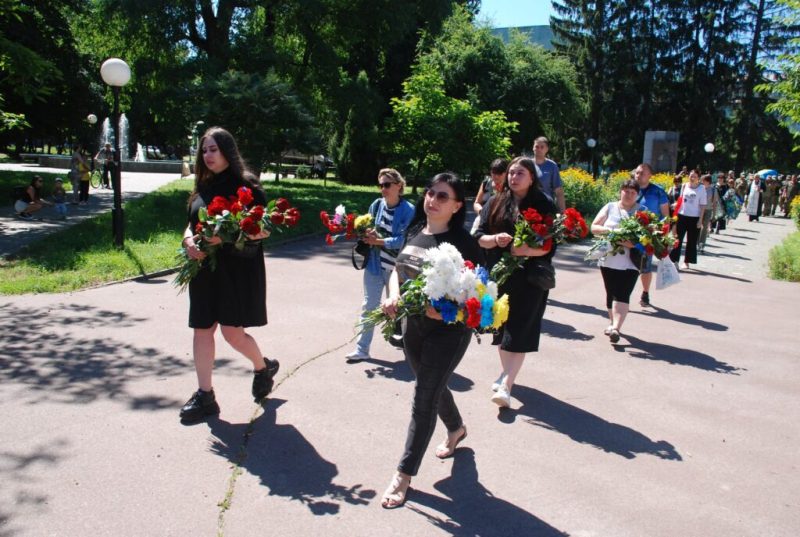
[252,358,280,402]
[179,388,220,423]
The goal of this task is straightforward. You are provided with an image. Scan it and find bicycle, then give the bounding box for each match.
[89,169,102,189]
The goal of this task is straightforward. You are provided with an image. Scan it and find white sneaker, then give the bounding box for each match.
[345,350,370,362]
[491,373,506,392]
[491,384,512,408]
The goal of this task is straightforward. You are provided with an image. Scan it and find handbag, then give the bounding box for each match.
[351,240,370,270]
[629,246,646,273]
[525,259,556,290]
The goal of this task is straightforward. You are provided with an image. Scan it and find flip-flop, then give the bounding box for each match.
[434,426,468,459]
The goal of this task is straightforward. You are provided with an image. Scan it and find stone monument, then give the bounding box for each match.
[643,131,679,174]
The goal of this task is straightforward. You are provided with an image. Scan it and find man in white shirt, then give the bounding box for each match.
[532,136,566,212]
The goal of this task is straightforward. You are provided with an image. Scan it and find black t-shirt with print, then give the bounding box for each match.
[395,226,485,284]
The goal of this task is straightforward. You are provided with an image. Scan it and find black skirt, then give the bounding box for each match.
[188,242,267,329]
[492,263,549,353]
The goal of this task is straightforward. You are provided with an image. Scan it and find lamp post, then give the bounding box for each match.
[86,114,97,172]
[586,137,597,179]
[704,142,715,174]
[100,58,131,249]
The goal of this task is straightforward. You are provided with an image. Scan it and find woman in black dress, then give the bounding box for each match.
[379,173,484,508]
[475,156,557,408]
[179,127,279,424]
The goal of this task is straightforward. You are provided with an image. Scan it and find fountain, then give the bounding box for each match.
[134,142,146,162]
[98,114,129,159]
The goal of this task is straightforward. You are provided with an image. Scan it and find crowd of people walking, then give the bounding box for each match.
[175,127,797,511]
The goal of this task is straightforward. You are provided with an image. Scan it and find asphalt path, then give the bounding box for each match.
[0,190,798,536]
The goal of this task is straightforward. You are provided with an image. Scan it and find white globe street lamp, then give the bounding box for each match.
[704,142,715,153]
[87,114,97,124]
[100,58,131,249]
[586,138,598,178]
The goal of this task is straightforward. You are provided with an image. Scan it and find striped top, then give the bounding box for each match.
[377,205,397,271]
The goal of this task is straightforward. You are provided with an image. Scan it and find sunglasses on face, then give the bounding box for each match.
[378,182,396,189]
[425,189,454,202]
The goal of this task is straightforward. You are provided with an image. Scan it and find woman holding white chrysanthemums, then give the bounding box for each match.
[379,172,484,509]
[346,168,414,362]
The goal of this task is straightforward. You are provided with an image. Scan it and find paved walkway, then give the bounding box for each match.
[0,194,798,536]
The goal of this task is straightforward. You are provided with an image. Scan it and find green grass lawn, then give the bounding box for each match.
[0,177,389,294]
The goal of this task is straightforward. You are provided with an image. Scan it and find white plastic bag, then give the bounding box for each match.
[656,257,681,290]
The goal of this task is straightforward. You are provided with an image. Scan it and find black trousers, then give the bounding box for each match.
[600,267,639,309]
[79,181,90,202]
[670,214,700,264]
[102,164,112,187]
[397,315,472,476]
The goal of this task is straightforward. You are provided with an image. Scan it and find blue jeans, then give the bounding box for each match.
[355,268,392,354]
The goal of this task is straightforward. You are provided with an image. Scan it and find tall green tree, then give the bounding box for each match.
[386,64,516,191]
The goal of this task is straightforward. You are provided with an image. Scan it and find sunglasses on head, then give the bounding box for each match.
[378,182,396,189]
[425,189,454,202]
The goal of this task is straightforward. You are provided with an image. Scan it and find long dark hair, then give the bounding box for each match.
[193,126,258,191]
[407,172,467,237]
[486,156,544,232]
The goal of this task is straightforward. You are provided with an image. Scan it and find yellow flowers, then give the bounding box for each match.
[639,235,651,246]
[354,214,374,234]
[492,294,510,329]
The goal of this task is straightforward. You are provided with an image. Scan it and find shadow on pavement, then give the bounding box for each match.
[548,299,608,320]
[632,305,729,331]
[210,399,376,516]
[0,438,68,536]
[361,356,475,392]
[0,303,187,406]
[615,334,743,374]
[406,448,568,536]
[542,318,595,341]
[685,269,752,283]
[501,386,682,461]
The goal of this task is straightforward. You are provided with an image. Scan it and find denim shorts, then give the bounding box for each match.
[643,254,656,273]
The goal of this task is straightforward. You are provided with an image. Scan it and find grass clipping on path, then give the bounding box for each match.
[0,178,380,294]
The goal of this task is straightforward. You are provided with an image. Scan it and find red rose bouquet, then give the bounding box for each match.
[585,209,676,263]
[490,207,588,286]
[174,187,300,292]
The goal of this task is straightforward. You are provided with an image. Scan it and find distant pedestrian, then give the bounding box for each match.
[95,142,115,189]
[52,177,68,219]
[670,169,706,270]
[745,175,763,222]
[698,174,718,252]
[14,175,53,219]
[69,144,88,204]
[634,163,669,307]
[712,173,728,233]
[471,158,507,234]
[531,137,566,212]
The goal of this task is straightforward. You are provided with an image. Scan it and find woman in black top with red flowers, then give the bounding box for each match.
[178,127,279,424]
[474,156,557,409]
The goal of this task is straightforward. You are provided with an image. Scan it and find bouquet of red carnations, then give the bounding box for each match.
[320,204,375,245]
[174,186,299,292]
[490,207,588,286]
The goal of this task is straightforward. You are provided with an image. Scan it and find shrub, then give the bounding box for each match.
[791,197,800,230]
[768,231,800,281]
[295,164,311,178]
[561,167,612,218]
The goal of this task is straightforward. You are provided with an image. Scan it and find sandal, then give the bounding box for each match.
[381,472,411,509]
[434,425,468,459]
[603,325,613,336]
